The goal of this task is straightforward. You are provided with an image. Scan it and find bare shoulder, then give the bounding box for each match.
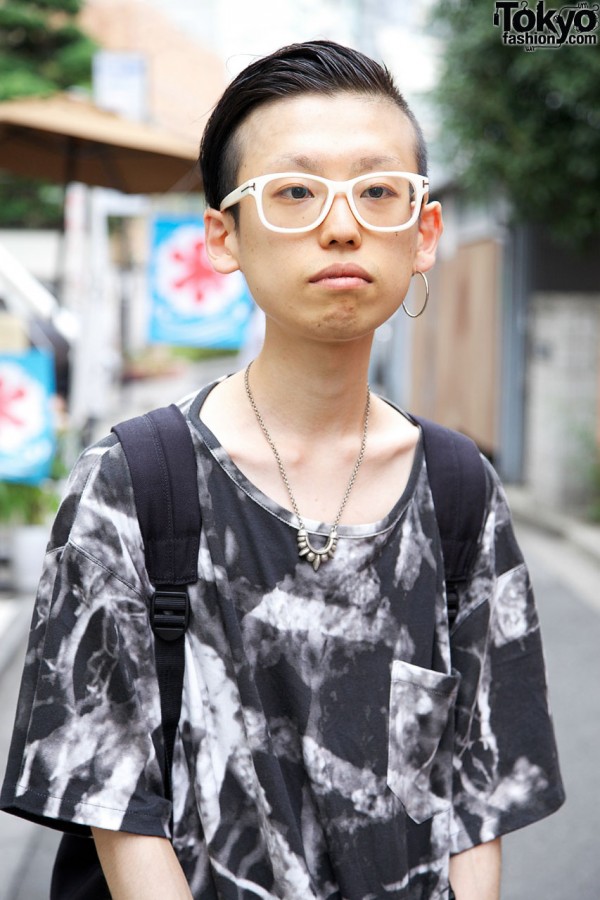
[198,371,248,433]
[344,394,420,521]
[368,394,420,461]
[197,370,262,461]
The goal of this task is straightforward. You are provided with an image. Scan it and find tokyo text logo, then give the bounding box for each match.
[493,1,598,49]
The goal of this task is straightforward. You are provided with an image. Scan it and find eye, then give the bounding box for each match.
[361,184,396,200]
[278,184,314,200]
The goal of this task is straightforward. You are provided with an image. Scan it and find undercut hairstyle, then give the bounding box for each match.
[199,40,428,216]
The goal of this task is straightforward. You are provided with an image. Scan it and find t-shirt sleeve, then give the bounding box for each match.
[449,459,565,853]
[0,437,172,838]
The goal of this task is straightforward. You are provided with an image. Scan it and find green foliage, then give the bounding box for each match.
[0,428,70,526]
[0,0,97,228]
[170,346,238,362]
[0,480,60,526]
[430,0,600,247]
[0,67,55,100]
[0,173,63,227]
[0,0,95,97]
[587,446,600,522]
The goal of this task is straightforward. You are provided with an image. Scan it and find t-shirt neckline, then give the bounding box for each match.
[188,378,424,538]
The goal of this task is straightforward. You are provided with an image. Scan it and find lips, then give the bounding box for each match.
[309,263,372,284]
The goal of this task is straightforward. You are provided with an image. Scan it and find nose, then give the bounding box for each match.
[318,191,362,247]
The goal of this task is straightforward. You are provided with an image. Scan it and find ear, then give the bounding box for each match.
[414,201,443,274]
[203,208,241,275]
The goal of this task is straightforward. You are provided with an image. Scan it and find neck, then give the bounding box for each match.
[248,328,373,440]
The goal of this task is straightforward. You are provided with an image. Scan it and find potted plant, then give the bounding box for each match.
[0,480,61,594]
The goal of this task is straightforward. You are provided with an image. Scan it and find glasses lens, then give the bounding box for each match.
[353,174,417,229]
[261,176,329,230]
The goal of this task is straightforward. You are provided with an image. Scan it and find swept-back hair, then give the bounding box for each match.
[199,40,427,212]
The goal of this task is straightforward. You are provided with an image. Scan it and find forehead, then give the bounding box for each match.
[233,92,420,179]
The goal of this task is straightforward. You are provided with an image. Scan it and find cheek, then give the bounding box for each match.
[380,236,416,294]
[392,232,420,286]
[238,255,299,323]
[237,231,305,294]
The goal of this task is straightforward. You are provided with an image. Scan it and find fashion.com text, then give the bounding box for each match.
[493,1,599,49]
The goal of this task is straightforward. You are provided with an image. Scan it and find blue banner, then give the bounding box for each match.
[148,217,254,348]
[0,349,56,483]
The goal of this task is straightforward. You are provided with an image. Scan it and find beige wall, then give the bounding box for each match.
[597,340,600,448]
[525,292,600,510]
[0,313,28,351]
[81,0,226,143]
[410,239,501,457]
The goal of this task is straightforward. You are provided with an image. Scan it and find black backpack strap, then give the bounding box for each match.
[412,416,487,626]
[112,404,200,799]
[51,406,200,899]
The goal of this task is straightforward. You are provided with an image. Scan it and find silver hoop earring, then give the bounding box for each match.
[402,271,429,319]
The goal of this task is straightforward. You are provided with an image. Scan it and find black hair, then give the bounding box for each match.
[199,40,427,213]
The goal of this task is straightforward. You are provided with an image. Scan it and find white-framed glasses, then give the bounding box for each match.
[219,171,429,233]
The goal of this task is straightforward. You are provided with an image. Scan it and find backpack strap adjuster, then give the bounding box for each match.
[445,583,460,628]
[151,589,189,641]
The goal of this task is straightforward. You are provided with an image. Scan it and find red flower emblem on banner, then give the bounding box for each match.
[169,238,222,304]
[156,224,243,318]
[0,378,26,429]
[0,362,45,454]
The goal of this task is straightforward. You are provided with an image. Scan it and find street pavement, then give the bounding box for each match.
[500,524,600,899]
[0,595,62,900]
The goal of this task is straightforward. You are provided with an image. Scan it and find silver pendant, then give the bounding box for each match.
[297,526,338,571]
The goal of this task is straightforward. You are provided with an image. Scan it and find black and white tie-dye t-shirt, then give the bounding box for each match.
[1,383,564,899]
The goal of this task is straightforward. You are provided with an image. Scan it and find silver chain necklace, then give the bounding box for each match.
[244,363,370,572]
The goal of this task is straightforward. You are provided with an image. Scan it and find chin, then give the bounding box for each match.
[311,320,379,345]
[318,304,393,339]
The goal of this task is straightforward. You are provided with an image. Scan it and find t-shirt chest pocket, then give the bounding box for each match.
[387,659,460,824]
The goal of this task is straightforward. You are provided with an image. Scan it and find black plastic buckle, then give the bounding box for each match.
[151,589,189,642]
[446,584,460,628]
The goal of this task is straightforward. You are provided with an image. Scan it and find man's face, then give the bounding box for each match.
[205,92,442,345]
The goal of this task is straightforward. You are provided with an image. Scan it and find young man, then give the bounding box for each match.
[1,41,564,899]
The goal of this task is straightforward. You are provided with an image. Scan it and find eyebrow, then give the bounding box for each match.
[354,155,406,171]
[268,154,406,173]
[267,155,322,172]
